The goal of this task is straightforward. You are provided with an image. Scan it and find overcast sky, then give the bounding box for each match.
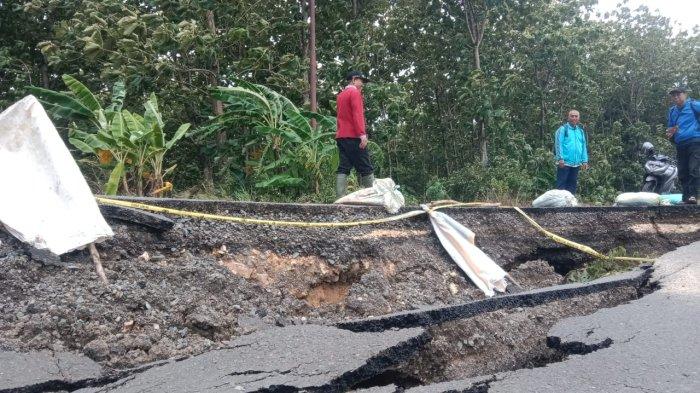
[592,0,699,33]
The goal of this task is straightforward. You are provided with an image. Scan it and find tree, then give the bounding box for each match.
[3,0,698,203]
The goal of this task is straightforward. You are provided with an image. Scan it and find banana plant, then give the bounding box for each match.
[286,110,337,194]
[29,75,189,196]
[29,75,129,194]
[209,80,337,195]
[122,94,190,195]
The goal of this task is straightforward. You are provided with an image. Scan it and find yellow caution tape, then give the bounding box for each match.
[96,197,653,263]
[95,197,497,228]
[512,206,654,263]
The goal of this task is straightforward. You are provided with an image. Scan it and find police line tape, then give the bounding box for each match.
[96,197,654,263]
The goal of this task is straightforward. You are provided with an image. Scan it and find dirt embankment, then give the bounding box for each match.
[0,200,697,370]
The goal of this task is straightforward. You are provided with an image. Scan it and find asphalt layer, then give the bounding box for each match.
[75,325,428,392]
[0,350,102,392]
[108,196,700,274]
[337,268,650,332]
[98,205,174,232]
[407,241,700,393]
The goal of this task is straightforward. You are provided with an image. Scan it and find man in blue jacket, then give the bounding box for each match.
[666,86,700,204]
[554,109,589,195]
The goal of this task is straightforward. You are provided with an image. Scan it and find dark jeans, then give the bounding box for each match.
[556,165,580,195]
[336,138,373,176]
[676,141,700,201]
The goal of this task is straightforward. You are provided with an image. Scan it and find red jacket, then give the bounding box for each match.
[335,86,366,138]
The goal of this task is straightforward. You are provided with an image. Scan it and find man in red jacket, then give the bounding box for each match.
[335,71,374,198]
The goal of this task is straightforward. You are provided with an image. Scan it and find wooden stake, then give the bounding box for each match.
[88,243,109,285]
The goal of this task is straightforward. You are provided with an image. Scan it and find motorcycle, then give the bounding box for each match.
[640,142,677,194]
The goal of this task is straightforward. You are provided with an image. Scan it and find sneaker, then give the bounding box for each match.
[687,197,697,205]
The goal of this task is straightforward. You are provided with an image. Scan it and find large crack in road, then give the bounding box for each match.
[402,242,700,393]
[0,200,698,392]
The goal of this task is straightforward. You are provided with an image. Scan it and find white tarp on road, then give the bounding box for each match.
[334,178,405,213]
[0,95,113,255]
[336,178,508,296]
[424,206,508,297]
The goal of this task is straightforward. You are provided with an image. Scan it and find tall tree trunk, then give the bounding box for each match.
[473,42,487,166]
[465,1,489,167]
[203,10,224,191]
[352,0,358,17]
[308,0,317,121]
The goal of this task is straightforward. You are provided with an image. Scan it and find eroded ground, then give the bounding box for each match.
[0,200,698,392]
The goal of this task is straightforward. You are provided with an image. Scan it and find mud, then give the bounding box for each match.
[0,199,698,374]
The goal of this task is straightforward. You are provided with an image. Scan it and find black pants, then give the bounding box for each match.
[336,138,373,176]
[676,141,700,201]
[555,165,580,195]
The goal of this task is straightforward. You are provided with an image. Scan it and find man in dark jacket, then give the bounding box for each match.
[666,85,700,204]
[335,71,374,198]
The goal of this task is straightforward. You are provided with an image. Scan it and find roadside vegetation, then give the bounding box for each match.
[566,246,652,282]
[1,0,698,203]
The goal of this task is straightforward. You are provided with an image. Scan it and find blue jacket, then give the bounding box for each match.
[667,98,700,146]
[554,123,588,166]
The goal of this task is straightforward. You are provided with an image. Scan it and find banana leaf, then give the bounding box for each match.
[166,123,191,149]
[106,81,126,114]
[26,86,94,119]
[68,138,96,154]
[62,74,102,112]
[104,161,125,195]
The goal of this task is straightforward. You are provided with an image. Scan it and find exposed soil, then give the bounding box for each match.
[397,286,639,384]
[507,260,564,290]
[0,200,697,373]
[0,221,535,370]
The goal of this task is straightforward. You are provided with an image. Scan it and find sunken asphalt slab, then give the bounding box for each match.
[99,204,174,232]
[407,241,700,393]
[337,267,651,333]
[75,325,428,393]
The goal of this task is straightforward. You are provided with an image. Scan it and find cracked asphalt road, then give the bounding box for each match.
[0,350,102,391]
[409,241,700,393]
[76,325,428,392]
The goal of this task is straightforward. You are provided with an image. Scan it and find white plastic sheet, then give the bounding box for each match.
[424,206,508,297]
[334,178,405,213]
[532,189,578,208]
[0,95,113,255]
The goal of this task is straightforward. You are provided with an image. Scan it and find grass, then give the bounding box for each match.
[566,246,652,283]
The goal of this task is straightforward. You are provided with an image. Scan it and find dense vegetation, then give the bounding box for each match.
[1,0,698,204]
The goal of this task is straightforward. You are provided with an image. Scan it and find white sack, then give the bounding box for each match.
[424,206,508,297]
[334,178,405,213]
[0,95,113,255]
[614,192,667,207]
[532,189,578,208]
